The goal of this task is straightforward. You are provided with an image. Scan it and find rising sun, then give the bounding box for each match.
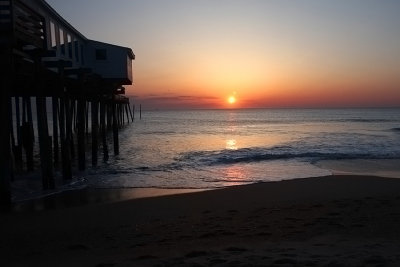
[228,96,236,104]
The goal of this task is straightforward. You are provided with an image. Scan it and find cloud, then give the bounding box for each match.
[127,94,221,109]
[134,94,218,102]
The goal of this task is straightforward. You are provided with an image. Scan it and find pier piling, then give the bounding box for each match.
[22,97,34,171]
[91,100,99,166]
[0,53,13,208]
[52,96,59,164]
[0,0,135,205]
[128,102,134,122]
[77,98,86,171]
[100,101,109,162]
[59,94,72,180]
[36,96,55,190]
[14,97,23,166]
[112,102,119,155]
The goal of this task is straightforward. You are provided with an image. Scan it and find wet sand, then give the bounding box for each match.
[2,175,400,266]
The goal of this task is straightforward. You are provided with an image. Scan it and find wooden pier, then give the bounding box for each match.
[0,0,135,207]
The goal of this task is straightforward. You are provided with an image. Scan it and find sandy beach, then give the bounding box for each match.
[2,174,400,266]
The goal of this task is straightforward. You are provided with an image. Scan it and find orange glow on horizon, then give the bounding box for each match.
[126,38,400,109]
[126,53,400,109]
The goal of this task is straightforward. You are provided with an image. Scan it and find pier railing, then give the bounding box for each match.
[1,0,45,49]
[13,0,45,49]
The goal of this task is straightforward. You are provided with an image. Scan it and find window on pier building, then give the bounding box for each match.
[50,21,56,49]
[59,28,65,55]
[95,49,107,60]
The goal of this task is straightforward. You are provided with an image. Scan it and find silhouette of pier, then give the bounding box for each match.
[0,0,135,207]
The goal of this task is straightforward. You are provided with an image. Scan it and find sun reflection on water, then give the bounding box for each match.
[224,165,246,180]
[218,164,250,186]
[226,139,238,150]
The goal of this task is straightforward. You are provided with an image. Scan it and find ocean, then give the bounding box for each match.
[12,108,400,201]
[84,108,400,187]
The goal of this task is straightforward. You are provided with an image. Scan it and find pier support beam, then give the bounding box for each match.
[67,98,75,159]
[52,96,59,164]
[112,101,119,155]
[14,97,23,166]
[0,56,12,207]
[9,96,16,173]
[36,96,55,190]
[22,97,34,171]
[107,104,112,131]
[85,102,89,137]
[100,101,109,162]
[59,94,72,180]
[91,100,99,166]
[127,102,134,122]
[0,49,14,209]
[77,98,86,170]
[57,65,71,179]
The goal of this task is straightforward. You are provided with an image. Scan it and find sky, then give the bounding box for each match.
[46,0,400,109]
